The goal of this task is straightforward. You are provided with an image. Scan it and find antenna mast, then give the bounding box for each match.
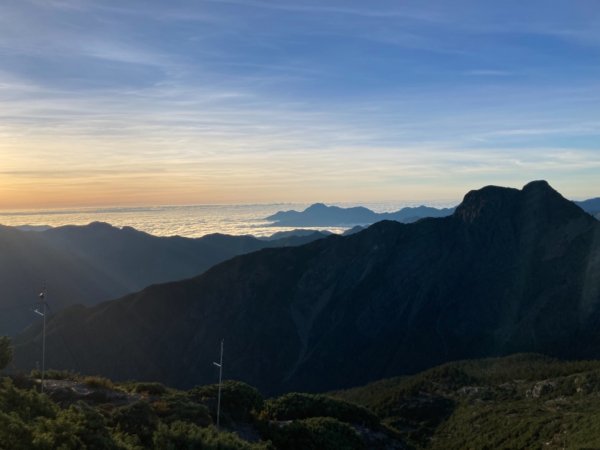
[35,287,47,393]
[213,339,224,429]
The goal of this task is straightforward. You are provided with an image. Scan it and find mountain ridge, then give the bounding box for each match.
[267,192,600,227]
[266,202,455,227]
[12,181,600,395]
[576,197,600,216]
[0,222,330,335]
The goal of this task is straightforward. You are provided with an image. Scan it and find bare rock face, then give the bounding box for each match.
[13,181,600,395]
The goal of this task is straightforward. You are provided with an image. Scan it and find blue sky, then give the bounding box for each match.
[0,0,599,208]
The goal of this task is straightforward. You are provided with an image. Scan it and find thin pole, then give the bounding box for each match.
[216,339,223,429]
[40,289,47,394]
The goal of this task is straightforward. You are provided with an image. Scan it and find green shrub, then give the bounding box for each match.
[29,369,79,381]
[32,402,118,450]
[152,393,212,426]
[153,422,271,450]
[0,378,57,421]
[31,417,83,450]
[262,392,378,427]
[266,417,364,450]
[82,376,115,390]
[112,401,158,447]
[0,411,34,450]
[190,380,263,423]
[9,372,37,390]
[132,382,167,396]
[111,431,145,450]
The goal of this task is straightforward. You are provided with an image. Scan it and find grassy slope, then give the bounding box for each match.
[0,373,397,450]
[8,354,600,449]
[332,354,600,449]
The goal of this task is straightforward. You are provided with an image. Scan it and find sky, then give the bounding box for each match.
[0,0,599,209]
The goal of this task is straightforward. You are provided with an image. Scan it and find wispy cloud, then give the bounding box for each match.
[200,0,447,22]
[0,0,599,208]
[463,70,514,77]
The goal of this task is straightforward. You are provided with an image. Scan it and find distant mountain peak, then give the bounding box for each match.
[87,221,116,229]
[522,179,552,191]
[454,180,589,226]
[307,202,328,210]
[267,202,455,227]
[521,179,568,206]
[454,184,519,223]
[575,197,600,217]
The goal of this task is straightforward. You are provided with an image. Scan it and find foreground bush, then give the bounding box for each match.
[0,374,277,449]
[152,393,212,426]
[262,392,378,427]
[34,402,117,450]
[131,382,167,396]
[190,380,263,423]
[29,369,79,381]
[82,376,115,390]
[266,417,364,450]
[0,378,57,421]
[111,401,158,447]
[153,421,271,450]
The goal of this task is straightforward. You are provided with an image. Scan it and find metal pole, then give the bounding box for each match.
[40,289,46,394]
[216,339,223,429]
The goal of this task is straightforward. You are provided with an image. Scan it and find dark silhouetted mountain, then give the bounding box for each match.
[0,223,328,335]
[15,225,53,232]
[0,224,118,336]
[342,225,366,236]
[266,203,455,226]
[13,181,600,395]
[576,198,600,217]
[260,229,332,241]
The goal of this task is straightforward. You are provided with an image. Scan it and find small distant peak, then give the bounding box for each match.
[523,180,554,191]
[306,203,328,210]
[454,180,587,225]
[520,180,569,206]
[519,180,585,219]
[88,221,115,229]
[522,180,552,192]
[16,224,53,232]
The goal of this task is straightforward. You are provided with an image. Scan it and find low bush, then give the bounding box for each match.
[29,369,79,381]
[34,402,117,450]
[131,382,167,396]
[0,378,57,421]
[266,417,364,450]
[112,401,159,447]
[262,392,378,427]
[152,393,212,426]
[190,380,263,423]
[153,422,271,450]
[82,376,115,390]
